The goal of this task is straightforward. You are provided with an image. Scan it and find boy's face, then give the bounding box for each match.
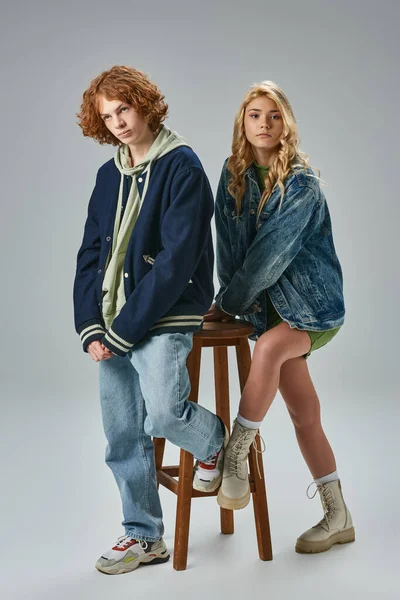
[98,95,152,145]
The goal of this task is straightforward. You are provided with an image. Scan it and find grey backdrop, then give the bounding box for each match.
[0,1,398,599]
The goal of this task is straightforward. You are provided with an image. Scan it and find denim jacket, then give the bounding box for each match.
[214,159,345,339]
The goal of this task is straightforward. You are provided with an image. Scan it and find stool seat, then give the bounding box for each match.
[153,319,272,570]
[195,320,254,338]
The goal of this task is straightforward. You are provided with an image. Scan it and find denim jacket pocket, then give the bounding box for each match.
[254,205,274,231]
[223,196,244,220]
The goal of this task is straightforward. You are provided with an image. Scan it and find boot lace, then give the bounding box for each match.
[253,432,266,479]
[228,429,266,479]
[306,482,336,528]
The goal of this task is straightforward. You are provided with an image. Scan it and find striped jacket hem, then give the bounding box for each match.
[101,315,204,357]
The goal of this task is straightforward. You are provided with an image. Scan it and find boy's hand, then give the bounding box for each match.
[88,340,113,362]
[203,302,235,323]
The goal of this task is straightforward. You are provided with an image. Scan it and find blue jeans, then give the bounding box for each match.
[99,332,223,542]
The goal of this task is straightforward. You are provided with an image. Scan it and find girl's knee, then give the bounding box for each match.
[254,333,286,365]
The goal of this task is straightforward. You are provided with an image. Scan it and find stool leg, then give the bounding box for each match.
[213,346,234,535]
[236,338,273,561]
[174,447,195,570]
[153,437,166,489]
[173,337,202,571]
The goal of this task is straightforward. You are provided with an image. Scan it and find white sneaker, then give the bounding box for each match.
[95,535,170,574]
[193,424,229,493]
[217,420,259,510]
[296,479,355,553]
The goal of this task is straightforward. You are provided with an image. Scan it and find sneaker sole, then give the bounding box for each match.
[217,487,251,510]
[295,526,356,554]
[193,475,222,493]
[95,550,170,575]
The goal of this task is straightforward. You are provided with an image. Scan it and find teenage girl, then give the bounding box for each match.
[205,81,355,554]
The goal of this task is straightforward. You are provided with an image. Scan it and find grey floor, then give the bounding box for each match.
[1,345,398,600]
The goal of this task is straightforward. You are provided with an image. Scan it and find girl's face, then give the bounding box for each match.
[244,95,284,153]
[98,95,152,145]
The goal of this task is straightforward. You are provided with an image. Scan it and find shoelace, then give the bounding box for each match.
[253,432,266,479]
[228,430,266,479]
[306,482,335,526]
[114,535,148,550]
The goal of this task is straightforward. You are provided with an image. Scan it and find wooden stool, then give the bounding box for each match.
[153,321,273,571]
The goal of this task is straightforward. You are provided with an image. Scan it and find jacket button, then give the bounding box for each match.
[250,209,255,215]
[98,269,102,274]
[106,236,111,242]
[124,273,129,278]
[138,177,143,183]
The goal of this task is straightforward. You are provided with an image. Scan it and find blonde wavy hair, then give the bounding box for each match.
[228,81,311,217]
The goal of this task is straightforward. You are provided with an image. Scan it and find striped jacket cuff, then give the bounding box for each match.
[78,321,106,352]
[102,327,134,357]
[149,314,204,331]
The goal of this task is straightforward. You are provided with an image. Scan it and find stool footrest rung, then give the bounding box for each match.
[157,465,256,496]
[157,470,179,494]
[161,465,180,477]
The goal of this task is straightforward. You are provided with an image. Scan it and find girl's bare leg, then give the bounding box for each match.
[279,357,336,478]
[238,322,311,421]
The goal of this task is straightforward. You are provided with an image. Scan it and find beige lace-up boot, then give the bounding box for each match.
[296,479,355,553]
[217,420,259,510]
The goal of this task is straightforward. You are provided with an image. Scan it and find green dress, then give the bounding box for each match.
[254,162,340,357]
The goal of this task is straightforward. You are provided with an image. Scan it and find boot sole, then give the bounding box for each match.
[217,487,250,510]
[95,550,170,575]
[295,526,356,554]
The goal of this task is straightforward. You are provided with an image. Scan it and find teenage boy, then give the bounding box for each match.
[74,66,227,574]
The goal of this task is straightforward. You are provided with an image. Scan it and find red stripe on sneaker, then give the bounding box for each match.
[198,461,217,469]
[112,539,137,551]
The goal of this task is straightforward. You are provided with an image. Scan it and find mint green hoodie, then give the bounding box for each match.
[102,125,189,330]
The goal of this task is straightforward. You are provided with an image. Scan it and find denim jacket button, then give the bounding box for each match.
[250,209,255,215]
[106,236,111,242]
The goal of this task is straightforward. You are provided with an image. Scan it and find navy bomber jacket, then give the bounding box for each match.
[73,146,214,356]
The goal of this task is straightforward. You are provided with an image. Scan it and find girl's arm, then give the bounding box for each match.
[214,162,236,310]
[218,182,324,316]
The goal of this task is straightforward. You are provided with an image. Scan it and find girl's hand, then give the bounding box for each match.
[204,302,235,323]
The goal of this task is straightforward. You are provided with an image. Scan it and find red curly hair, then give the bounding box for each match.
[77,65,169,145]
